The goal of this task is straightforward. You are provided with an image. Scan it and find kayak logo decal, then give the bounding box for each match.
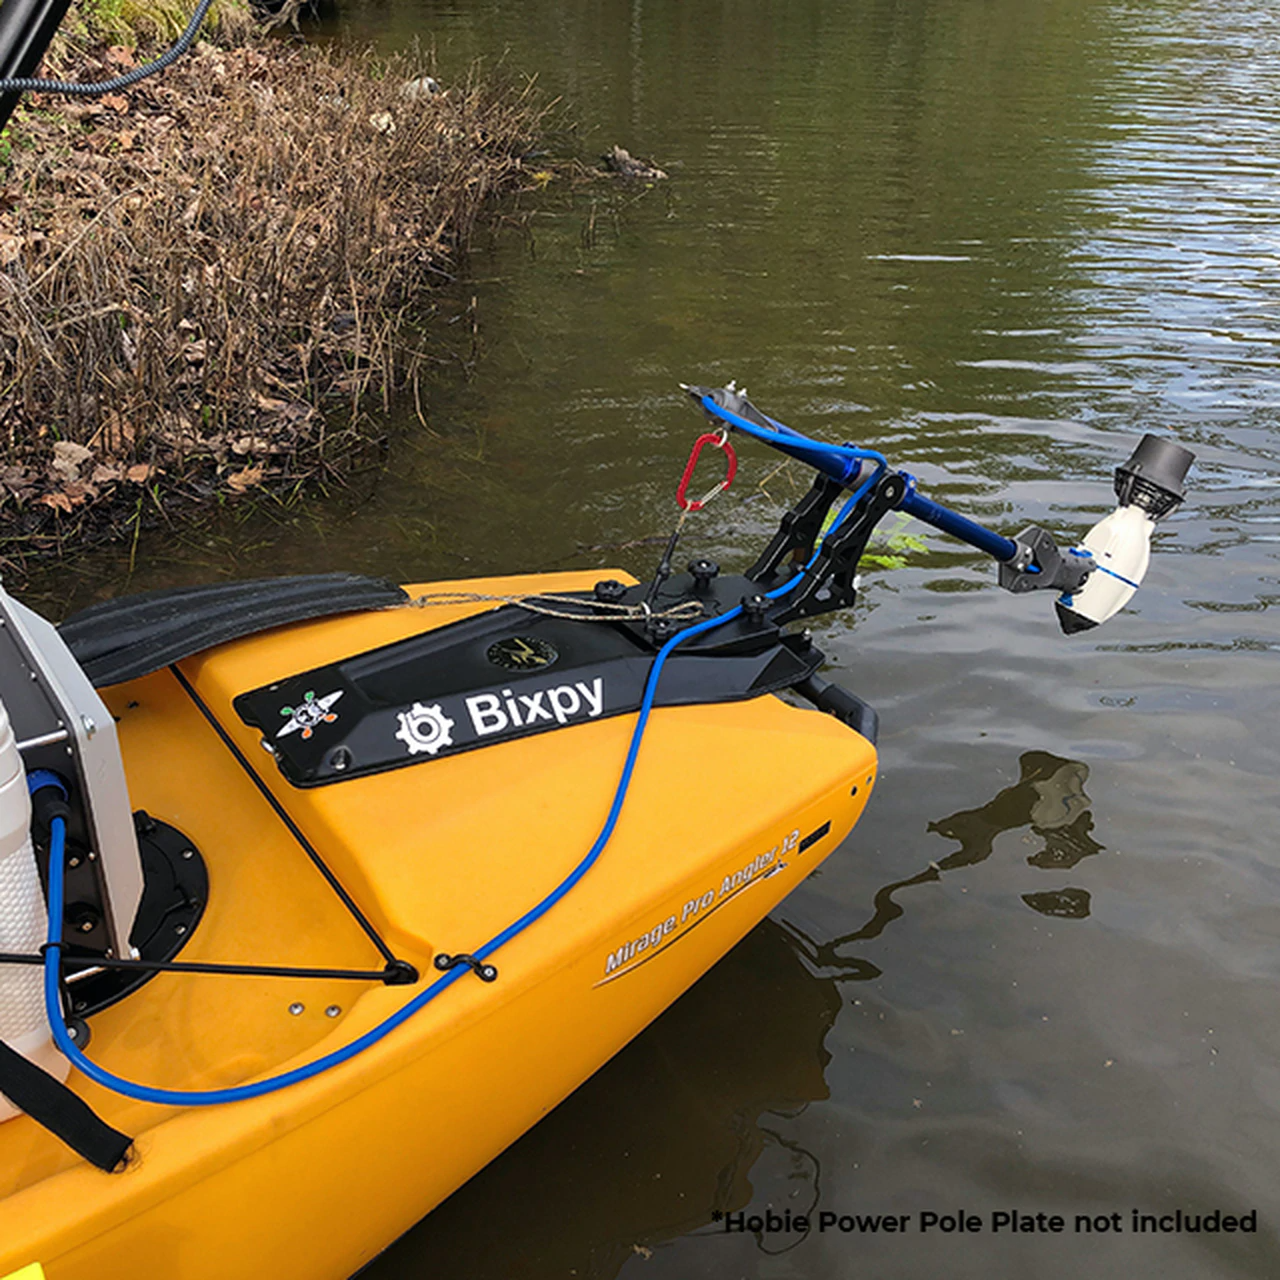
[465,677,604,737]
[278,689,343,740]
[597,829,800,985]
[394,702,456,756]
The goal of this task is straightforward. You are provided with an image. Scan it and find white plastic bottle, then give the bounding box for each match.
[0,695,69,1122]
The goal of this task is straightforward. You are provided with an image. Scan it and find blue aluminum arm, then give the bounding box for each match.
[896,477,1021,563]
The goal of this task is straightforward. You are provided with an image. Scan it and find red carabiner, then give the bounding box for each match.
[676,431,738,512]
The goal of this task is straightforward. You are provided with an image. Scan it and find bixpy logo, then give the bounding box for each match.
[464,677,605,737]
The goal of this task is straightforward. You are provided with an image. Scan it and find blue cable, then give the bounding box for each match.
[41,421,885,1107]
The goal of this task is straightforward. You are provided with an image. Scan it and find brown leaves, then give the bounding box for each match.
[252,393,314,430]
[225,464,264,492]
[39,491,74,514]
[0,465,33,500]
[30,444,151,514]
[39,479,97,513]
[50,440,93,481]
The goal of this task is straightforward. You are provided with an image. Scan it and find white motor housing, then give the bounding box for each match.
[0,696,69,1122]
[1055,433,1194,634]
[0,583,144,969]
[1055,505,1154,633]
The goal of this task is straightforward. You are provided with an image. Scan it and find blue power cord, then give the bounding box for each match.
[42,424,886,1107]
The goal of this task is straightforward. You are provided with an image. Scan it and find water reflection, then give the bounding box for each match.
[1021,886,1092,919]
[928,750,1103,876]
[360,920,839,1280]
[783,752,1103,981]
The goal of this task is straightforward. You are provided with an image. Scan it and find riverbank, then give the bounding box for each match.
[0,8,545,575]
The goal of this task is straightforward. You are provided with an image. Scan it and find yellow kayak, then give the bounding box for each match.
[0,567,876,1279]
[1,379,1171,1278]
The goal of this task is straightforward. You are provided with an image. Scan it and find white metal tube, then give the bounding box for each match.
[0,694,68,1122]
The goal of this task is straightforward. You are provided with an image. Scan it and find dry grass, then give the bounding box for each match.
[50,0,257,64]
[0,23,545,563]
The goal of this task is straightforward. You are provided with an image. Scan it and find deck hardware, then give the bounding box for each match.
[434,953,498,983]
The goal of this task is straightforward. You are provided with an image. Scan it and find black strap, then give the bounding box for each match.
[0,1038,132,1172]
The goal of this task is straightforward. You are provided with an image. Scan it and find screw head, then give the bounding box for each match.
[325,1005,342,1018]
[288,1002,304,1016]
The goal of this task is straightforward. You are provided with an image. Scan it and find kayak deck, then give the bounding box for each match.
[0,571,876,1279]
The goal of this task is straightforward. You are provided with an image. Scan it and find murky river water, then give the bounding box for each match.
[25,0,1280,1274]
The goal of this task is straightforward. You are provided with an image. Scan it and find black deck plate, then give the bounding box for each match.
[235,595,820,787]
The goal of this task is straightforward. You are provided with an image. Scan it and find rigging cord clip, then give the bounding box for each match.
[433,953,498,983]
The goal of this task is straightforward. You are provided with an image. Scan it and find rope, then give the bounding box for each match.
[400,590,706,624]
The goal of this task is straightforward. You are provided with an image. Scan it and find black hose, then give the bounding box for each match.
[0,0,213,97]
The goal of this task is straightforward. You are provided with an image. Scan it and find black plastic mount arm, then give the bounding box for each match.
[746,471,847,587]
[765,472,909,625]
[995,526,1094,596]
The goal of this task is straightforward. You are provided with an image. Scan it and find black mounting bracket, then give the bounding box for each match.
[997,525,1094,595]
[434,952,498,983]
[747,471,847,588]
[769,472,908,625]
